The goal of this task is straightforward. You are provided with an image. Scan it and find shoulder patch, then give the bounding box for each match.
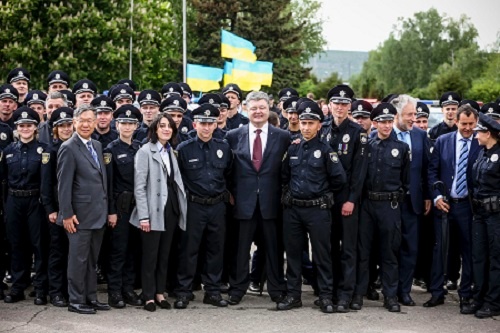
[329,152,339,163]
[42,153,50,164]
[103,153,112,165]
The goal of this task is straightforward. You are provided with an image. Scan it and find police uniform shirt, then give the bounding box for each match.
[472,143,500,199]
[3,140,46,190]
[282,136,346,200]
[133,122,149,143]
[0,122,14,149]
[1,117,16,130]
[91,128,119,149]
[428,121,457,141]
[176,136,232,198]
[365,136,410,193]
[227,112,249,130]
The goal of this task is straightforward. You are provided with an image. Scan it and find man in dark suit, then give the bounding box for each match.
[57,104,110,314]
[425,104,480,313]
[225,91,289,305]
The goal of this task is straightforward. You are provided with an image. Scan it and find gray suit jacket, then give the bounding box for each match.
[129,142,187,232]
[57,133,108,229]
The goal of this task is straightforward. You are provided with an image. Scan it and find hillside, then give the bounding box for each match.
[307,50,369,81]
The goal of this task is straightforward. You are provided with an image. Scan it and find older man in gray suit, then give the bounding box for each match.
[57,104,109,314]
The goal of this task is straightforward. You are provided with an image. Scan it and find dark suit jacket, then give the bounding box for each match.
[225,123,290,220]
[428,131,480,200]
[57,133,108,229]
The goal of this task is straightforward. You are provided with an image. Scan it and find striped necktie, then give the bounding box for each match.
[86,141,101,169]
[455,138,469,197]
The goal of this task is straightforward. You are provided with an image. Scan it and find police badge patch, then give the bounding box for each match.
[360,133,367,144]
[491,154,499,162]
[37,147,43,154]
[391,149,399,157]
[0,132,6,140]
[181,127,188,133]
[42,153,50,164]
[342,134,350,143]
[103,153,112,165]
[314,150,321,158]
[217,149,223,158]
[329,152,339,163]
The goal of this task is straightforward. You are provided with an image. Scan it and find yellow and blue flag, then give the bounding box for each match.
[223,61,234,87]
[231,59,273,88]
[186,64,223,92]
[221,29,257,63]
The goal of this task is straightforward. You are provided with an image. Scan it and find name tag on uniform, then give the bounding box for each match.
[290,156,298,160]
[117,154,127,159]
[188,158,199,162]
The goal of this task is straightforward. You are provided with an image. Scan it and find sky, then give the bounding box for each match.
[319,0,500,52]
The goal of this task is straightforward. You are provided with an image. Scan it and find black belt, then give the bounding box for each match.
[449,197,468,203]
[189,192,227,205]
[8,188,40,197]
[290,197,328,208]
[472,196,500,212]
[367,191,403,201]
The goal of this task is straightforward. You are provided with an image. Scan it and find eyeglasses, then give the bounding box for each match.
[75,118,95,125]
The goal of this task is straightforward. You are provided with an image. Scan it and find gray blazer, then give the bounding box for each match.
[57,133,108,229]
[130,142,187,231]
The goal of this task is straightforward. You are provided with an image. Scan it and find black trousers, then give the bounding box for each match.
[0,208,9,291]
[176,201,226,296]
[415,210,434,286]
[48,222,68,298]
[5,196,48,294]
[107,210,141,293]
[67,227,105,304]
[356,199,401,298]
[229,202,286,298]
[283,206,332,299]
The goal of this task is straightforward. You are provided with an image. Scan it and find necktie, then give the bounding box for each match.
[252,129,263,171]
[86,141,101,169]
[455,138,469,197]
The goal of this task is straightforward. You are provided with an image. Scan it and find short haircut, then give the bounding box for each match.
[73,104,96,118]
[456,104,478,121]
[245,91,269,105]
[148,113,178,146]
[390,94,417,115]
[268,111,279,127]
[45,91,68,107]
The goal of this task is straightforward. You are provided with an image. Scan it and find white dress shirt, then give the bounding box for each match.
[249,122,269,161]
[156,141,171,175]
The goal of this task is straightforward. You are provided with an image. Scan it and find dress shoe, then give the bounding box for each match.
[398,294,416,306]
[155,297,171,309]
[109,293,126,308]
[50,295,68,307]
[336,299,350,313]
[461,300,481,315]
[4,293,25,303]
[384,297,401,312]
[122,291,143,306]
[219,283,229,294]
[350,294,363,310]
[474,306,500,319]
[34,293,48,305]
[271,294,287,303]
[68,303,96,314]
[248,282,261,293]
[88,300,111,311]
[319,298,335,314]
[203,294,228,307]
[367,286,380,301]
[276,296,302,311]
[423,296,445,307]
[446,280,458,290]
[174,296,190,309]
[227,294,242,305]
[0,289,5,301]
[143,301,156,312]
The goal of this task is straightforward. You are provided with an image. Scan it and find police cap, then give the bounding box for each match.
[91,95,116,113]
[480,102,500,120]
[114,104,143,123]
[192,103,220,123]
[160,95,187,113]
[116,79,137,91]
[138,89,161,106]
[416,102,430,119]
[351,100,373,118]
[371,103,397,122]
[179,82,193,98]
[222,84,242,100]
[7,67,30,83]
[73,79,98,95]
[218,94,230,109]
[109,84,135,102]
[440,91,461,107]
[50,107,74,127]
[0,84,19,101]
[278,88,299,102]
[297,101,324,122]
[161,82,183,99]
[459,99,480,112]
[47,70,70,87]
[327,84,354,104]
[13,106,39,125]
[24,90,47,106]
[283,96,300,113]
[198,93,222,108]
[474,112,500,132]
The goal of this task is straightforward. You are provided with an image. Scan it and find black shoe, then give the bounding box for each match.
[174,296,190,309]
[336,299,350,313]
[271,294,287,303]
[227,294,242,305]
[88,300,111,311]
[109,293,126,308]
[155,297,171,309]
[319,298,335,314]
[398,293,416,306]
[461,300,481,315]
[423,296,445,307]
[143,301,156,312]
[367,287,379,301]
[474,306,500,319]
[203,294,228,307]
[276,296,302,311]
[446,280,458,290]
[34,293,47,305]
[68,303,96,314]
[122,290,143,306]
[50,295,68,307]
[219,283,229,294]
[4,293,25,303]
[248,282,261,293]
[350,294,363,310]
[384,297,401,312]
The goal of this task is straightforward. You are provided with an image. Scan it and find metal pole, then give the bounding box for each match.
[129,0,134,80]
[182,0,187,82]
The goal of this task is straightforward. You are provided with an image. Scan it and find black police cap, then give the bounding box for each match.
[8,67,30,83]
[381,93,399,103]
[109,84,135,102]
[161,82,183,98]
[13,106,40,125]
[283,96,300,113]
[116,79,137,91]
[91,95,116,112]
[73,79,98,95]
[459,99,480,112]
[474,112,500,132]
[0,84,19,101]
[138,89,161,106]
[222,84,242,100]
[370,103,397,122]
[296,97,315,111]
[160,95,187,113]
[47,70,70,86]
[114,104,143,123]
[218,94,230,109]
[198,93,222,107]
[179,82,193,98]
[59,89,75,108]
[278,88,299,102]
[192,103,220,123]
[480,102,500,119]
[50,107,74,127]
[351,100,373,118]
[25,90,47,106]
[327,84,354,104]
[416,102,430,119]
[297,101,324,122]
[440,91,461,107]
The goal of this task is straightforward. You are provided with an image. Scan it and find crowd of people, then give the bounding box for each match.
[0,67,499,319]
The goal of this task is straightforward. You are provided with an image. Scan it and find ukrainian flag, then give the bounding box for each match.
[231,59,273,88]
[223,61,233,86]
[186,64,223,92]
[221,29,257,63]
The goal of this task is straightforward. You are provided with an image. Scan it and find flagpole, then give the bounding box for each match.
[129,0,134,80]
[182,0,187,82]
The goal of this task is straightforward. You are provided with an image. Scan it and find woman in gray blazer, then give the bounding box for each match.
[130,113,187,312]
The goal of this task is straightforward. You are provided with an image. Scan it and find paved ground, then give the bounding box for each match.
[0,285,498,333]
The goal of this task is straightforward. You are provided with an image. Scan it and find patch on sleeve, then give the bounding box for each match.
[329,152,339,163]
[103,153,112,165]
[42,153,50,164]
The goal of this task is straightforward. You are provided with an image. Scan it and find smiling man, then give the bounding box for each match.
[7,68,30,104]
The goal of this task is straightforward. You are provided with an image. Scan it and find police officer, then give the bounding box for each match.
[351,103,410,313]
[282,96,300,137]
[215,94,231,137]
[480,102,500,123]
[134,89,162,143]
[428,91,461,141]
[414,102,430,132]
[40,107,74,307]
[2,107,49,305]
[161,82,183,100]
[7,68,30,104]
[174,103,232,309]
[90,95,119,148]
[47,70,70,93]
[25,90,47,123]
[468,113,500,318]
[73,79,98,108]
[351,100,373,134]
[222,84,249,129]
[0,84,20,129]
[320,84,368,312]
[279,101,346,313]
[109,84,135,109]
[160,95,192,145]
[277,88,299,129]
[103,105,143,309]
